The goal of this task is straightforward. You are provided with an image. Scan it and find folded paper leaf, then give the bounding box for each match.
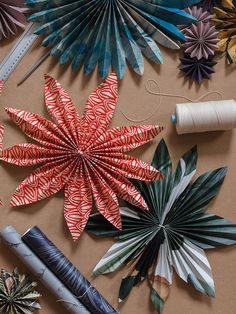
[0,0,27,40]
[25,0,201,79]
[213,0,236,64]
[1,73,163,240]
[86,139,236,313]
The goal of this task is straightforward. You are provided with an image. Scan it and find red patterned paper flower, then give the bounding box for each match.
[0,81,3,94]
[1,74,163,240]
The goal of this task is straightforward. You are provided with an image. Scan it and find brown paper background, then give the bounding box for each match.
[1,33,236,314]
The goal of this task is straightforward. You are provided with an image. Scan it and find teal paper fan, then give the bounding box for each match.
[26,0,201,79]
[86,139,236,313]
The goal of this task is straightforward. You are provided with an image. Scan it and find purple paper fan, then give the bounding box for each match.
[186,6,212,24]
[179,54,217,83]
[180,6,212,32]
[183,22,219,59]
[0,0,27,40]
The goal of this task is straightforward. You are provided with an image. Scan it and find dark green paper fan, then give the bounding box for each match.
[86,139,236,313]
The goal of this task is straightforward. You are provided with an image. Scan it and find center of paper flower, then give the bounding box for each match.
[198,36,204,44]
[76,148,84,156]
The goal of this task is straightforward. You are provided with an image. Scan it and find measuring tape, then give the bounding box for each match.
[0,23,38,82]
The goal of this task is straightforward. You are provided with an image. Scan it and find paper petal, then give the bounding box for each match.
[2,74,162,239]
[64,172,93,241]
[25,0,200,77]
[80,73,118,148]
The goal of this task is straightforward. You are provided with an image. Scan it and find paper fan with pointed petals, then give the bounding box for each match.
[179,54,217,83]
[0,73,163,240]
[0,268,41,313]
[0,0,27,40]
[183,21,219,60]
[86,139,236,314]
[180,6,212,31]
[25,0,201,79]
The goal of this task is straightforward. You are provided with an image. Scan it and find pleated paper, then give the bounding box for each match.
[25,0,201,78]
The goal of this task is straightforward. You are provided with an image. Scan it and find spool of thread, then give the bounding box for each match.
[171,100,236,134]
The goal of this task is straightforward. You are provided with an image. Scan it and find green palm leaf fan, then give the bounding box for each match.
[86,139,236,313]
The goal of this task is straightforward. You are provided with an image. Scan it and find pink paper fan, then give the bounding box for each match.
[183,21,219,59]
[0,0,27,40]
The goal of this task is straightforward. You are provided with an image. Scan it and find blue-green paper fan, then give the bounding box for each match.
[26,0,201,79]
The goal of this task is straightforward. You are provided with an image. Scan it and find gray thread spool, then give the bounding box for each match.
[171,100,236,134]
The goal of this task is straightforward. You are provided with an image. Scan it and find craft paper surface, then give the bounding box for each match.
[0,73,163,240]
[0,0,27,40]
[25,0,201,79]
[87,140,236,313]
[1,36,236,314]
[22,226,118,314]
[0,226,91,314]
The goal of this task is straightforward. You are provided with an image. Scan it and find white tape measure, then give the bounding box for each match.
[0,23,38,82]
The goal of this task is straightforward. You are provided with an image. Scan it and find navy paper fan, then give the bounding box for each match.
[26,0,201,79]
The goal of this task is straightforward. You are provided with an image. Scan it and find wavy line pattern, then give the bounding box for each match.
[1,73,163,240]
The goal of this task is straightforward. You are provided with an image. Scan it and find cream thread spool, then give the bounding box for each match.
[171,100,236,134]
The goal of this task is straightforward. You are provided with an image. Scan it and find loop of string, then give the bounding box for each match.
[77,285,93,299]
[56,285,93,309]
[121,79,223,123]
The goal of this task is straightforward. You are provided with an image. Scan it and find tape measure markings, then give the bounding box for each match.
[0,23,38,82]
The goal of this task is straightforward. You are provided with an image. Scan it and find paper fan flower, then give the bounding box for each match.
[179,54,217,83]
[0,268,41,313]
[86,139,236,314]
[0,0,27,41]
[198,0,222,12]
[0,73,164,240]
[25,0,201,79]
[180,6,212,31]
[183,22,219,59]
[213,0,236,64]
